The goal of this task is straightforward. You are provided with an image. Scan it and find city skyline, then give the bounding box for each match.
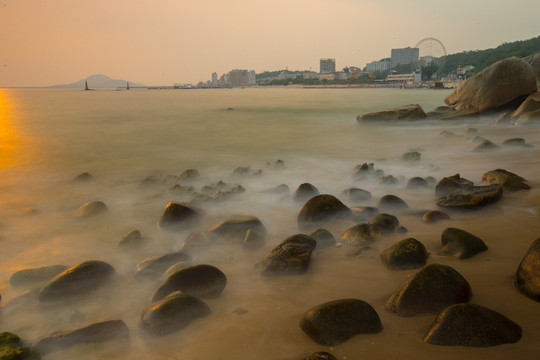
[1,0,539,87]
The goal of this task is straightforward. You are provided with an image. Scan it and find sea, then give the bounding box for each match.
[0,87,539,359]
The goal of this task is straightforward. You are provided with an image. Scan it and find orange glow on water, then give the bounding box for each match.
[0,90,22,170]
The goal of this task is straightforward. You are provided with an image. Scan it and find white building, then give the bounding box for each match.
[365,60,390,72]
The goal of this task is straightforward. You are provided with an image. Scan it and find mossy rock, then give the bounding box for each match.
[135,252,192,278]
[440,228,488,259]
[340,223,376,245]
[309,228,336,249]
[140,292,210,336]
[481,169,530,192]
[9,265,68,288]
[368,213,399,234]
[380,238,428,270]
[297,195,351,230]
[424,304,521,347]
[377,195,409,212]
[152,264,227,302]
[300,298,382,346]
[260,234,317,276]
[158,202,201,230]
[0,332,41,360]
[385,263,472,317]
[515,237,540,302]
[38,260,115,302]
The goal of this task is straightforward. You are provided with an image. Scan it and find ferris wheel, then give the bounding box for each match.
[415,37,447,66]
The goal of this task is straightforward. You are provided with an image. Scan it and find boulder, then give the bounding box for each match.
[422,210,451,223]
[118,230,142,247]
[515,237,540,302]
[436,184,503,209]
[38,260,115,302]
[260,234,317,276]
[405,177,429,189]
[158,202,201,230]
[368,213,399,234]
[378,175,400,186]
[206,216,266,242]
[424,304,522,347]
[522,52,540,88]
[135,252,192,278]
[440,228,488,259]
[297,194,351,230]
[33,320,129,355]
[515,108,540,125]
[10,265,68,288]
[377,194,409,212]
[511,91,540,117]
[340,223,376,245]
[74,201,107,217]
[0,332,40,360]
[380,238,428,270]
[435,174,474,196]
[356,104,426,122]
[299,298,382,346]
[139,292,210,336]
[444,57,537,113]
[309,228,337,249]
[152,264,227,302]
[292,183,320,203]
[482,169,530,192]
[426,105,456,119]
[351,163,375,179]
[385,263,472,317]
[340,188,372,202]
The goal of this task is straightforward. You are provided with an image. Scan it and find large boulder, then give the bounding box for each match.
[260,234,317,276]
[33,320,129,355]
[515,238,540,302]
[481,169,530,192]
[444,57,537,113]
[380,238,428,270]
[139,292,210,336]
[522,52,540,88]
[135,252,192,278]
[424,304,522,347]
[440,228,488,259]
[10,265,68,288]
[385,263,472,316]
[435,174,474,196]
[299,299,382,346]
[152,264,227,302]
[158,202,201,230]
[356,104,426,122]
[297,195,351,230]
[436,184,503,209]
[38,260,115,302]
[206,216,266,242]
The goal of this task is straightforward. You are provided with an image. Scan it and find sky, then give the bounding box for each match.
[0,0,539,87]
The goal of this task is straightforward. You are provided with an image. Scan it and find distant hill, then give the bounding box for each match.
[50,74,146,88]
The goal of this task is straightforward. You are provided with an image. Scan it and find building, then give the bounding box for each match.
[390,47,419,69]
[249,70,256,86]
[211,72,218,87]
[386,71,422,84]
[320,58,336,74]
[365,60,390,72]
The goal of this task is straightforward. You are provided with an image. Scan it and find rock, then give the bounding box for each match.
[422,210,451,223]
[481,169,530,192]
[309,228,336,249]
[263,184,290,196]
[426,106,456,119]
[377,194,409,212]
[158,202,201,230]
[435,174,474,196]
[523,52,540,87]
[340,188,372,202]
[303,351,338,360]
[440,130,456,137]
[385,263,472,317]
[493,111,513,124]
[300,298,382,346]
[179,169,200,180]
[74,201,107,217]
[297,194,351,230]
[466,127,478,134]
[206,216,266,242]
[440,228,488,259]
[135,252,192,278]
[402,151,421,162]
[378,175,400,186]
[512,91,540,117]
[260,234,317,276]
[380,238,428,270]
[515,108,540,125]
[436,184,503,209]
[444,57,537,113]
[424,303,522,347]
[33,320,129,355]
[351,163,375,179]
[163,262,189,279]
[9,265,68,288]
[243,228,266,250]
[340,223,376,245]
[471,135,487,143]
[178,232,208,254]
[73,172,93,182]
[152,264,227,302]
[292,183,320,203]
[368,213,399,234]
[169,184,194,195]
[515,237,540,302]
[473,139,499,152]
[0,332,40,360]
[356,104,426,122]
[350,206,379,222]
[405,177,429,189]
[118,230,142,247]
[502,137,526,146]
[38,260,115,302]
[139,292,210,336]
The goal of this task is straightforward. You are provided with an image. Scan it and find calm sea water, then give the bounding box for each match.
[0,87,539,359]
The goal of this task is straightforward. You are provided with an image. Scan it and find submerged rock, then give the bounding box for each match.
[309,228,337,249]
[33,320,129,355]
[73,172,93,182]
[135,252,192,278]
[436,184,503,209]
[515,237,540,302]
[340,187,372,202]
[481,169,530,192]
[368,213,399,234]
[473,139,499,152]
[377,194,409,212]
[38,260,115,302]
[260,234,317,276]
[292,183,320,203]
[502,137,526,146]
[350,206,379,222]
[405,177,429,189]
[297,194,351,230]
[140,292,210,336]
[340,223,376,245]
[424,304,522,347]
[206,216,266,242]
[158,202,201,230]
[422,210,451,223]
[152,264,227,302]
[440,228,488,259]
[74,201,108,217]
[356,104,426,122]
[380,238,428,270]
[10,265,68,288]
[118,230,143,247]
[300,298,382,346]
[401,151,421,162]
[0,332,40,360]
[385,263,472,317]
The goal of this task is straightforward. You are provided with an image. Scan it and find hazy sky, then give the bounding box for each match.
[1,0,538,87]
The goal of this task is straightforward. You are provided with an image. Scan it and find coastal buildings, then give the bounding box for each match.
[320,58,336,74]
[365,60,390,72]
[390,47,419,68]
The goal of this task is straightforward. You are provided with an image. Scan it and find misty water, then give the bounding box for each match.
[0,87,539,359]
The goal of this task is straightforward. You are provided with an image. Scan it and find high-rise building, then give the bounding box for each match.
[211,72,218,87]
[390,47,419,69]
[320,58,336,74]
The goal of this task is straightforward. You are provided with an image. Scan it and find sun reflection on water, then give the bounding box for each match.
[0,89,21,170]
